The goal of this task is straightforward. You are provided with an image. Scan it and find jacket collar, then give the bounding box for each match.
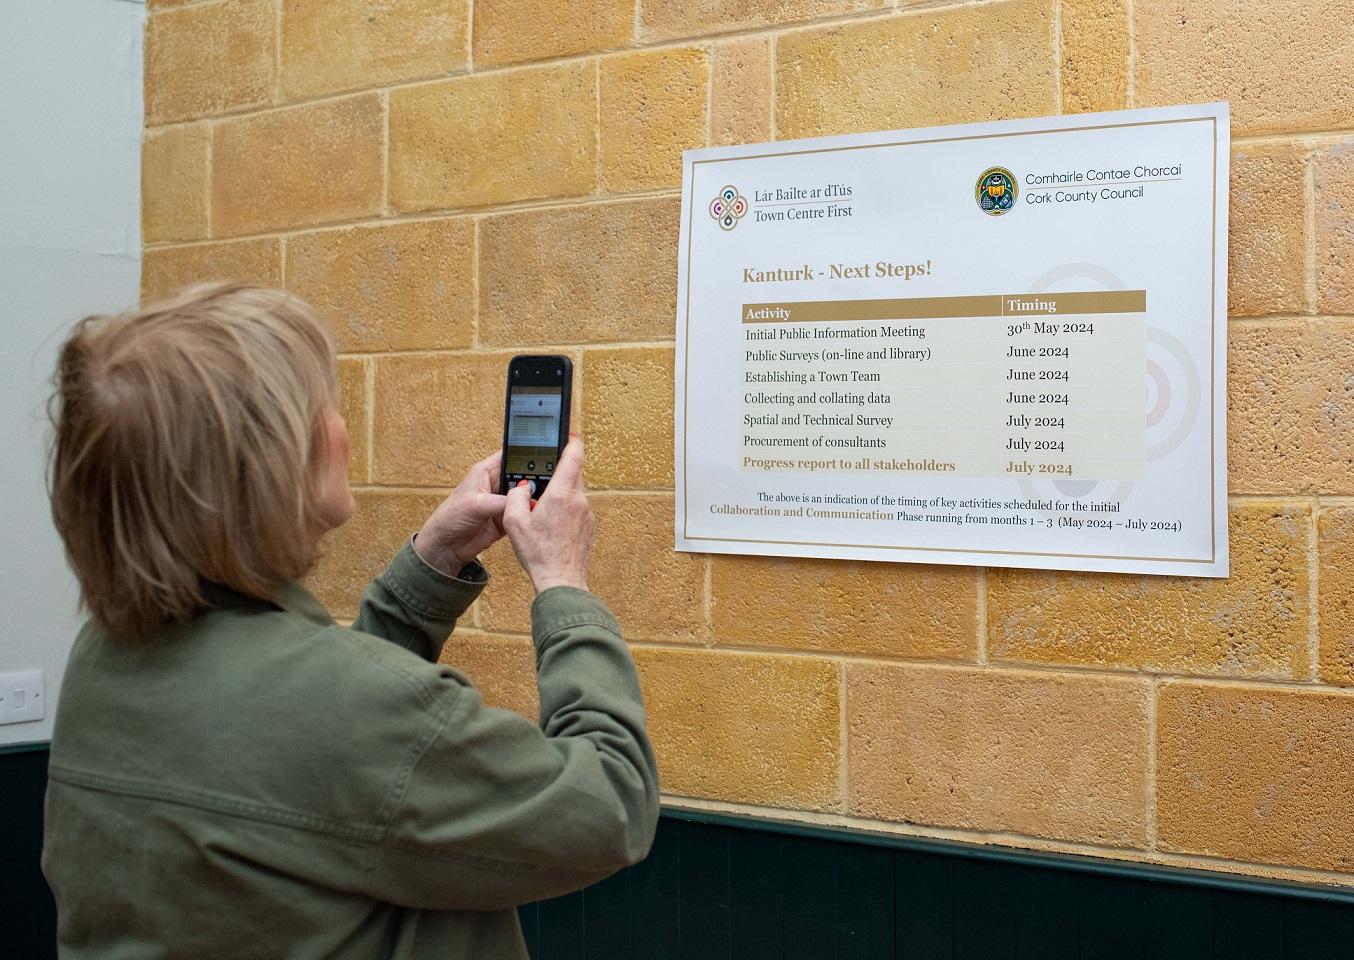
[199,579,334,628]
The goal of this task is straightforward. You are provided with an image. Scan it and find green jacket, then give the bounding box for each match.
[43,541,660,959]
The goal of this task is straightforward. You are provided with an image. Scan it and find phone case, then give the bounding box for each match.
[500,355,572,498]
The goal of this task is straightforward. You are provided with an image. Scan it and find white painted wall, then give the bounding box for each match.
[0,0,145,745]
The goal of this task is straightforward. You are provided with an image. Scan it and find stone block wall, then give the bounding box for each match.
[140,0,1354,886]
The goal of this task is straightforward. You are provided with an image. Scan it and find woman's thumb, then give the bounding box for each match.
[503,479,533,528]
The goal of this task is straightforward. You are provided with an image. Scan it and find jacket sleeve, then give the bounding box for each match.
[351,538,487,661]
[366,587,661,911]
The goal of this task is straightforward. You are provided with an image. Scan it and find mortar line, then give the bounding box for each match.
[1309,496,1321,681]
[1228,491,1338,503]
[204,120,214,240]
[363,356,375,486]
[1227,315,1335,328]
[350,484,454,496]
[837,658,849,814]
[594,58,603,195]
[705,40,715,147]
[142,186,683,249]
[702,554,714,646]
[1125,0,1135,108]
[768,31,777,142]
[450,622,1347,696]
[144,77,1354,148]
[570,342,585,448]
[1306,143,1318,314]
[603,637,1354,693]
[1146,675,1158,850]
[658,795,1354,889]
[334,339,676,360]
[470,217,481,349]
[272,0,282,105]
[153,0,232,11]
[1052,0,1064,115]
[465,0,475,72]
[1233,130,1354,147]
[976,566,989,664]
[381,91,391,217]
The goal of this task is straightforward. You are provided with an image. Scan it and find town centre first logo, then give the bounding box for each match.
[709,185,748,230]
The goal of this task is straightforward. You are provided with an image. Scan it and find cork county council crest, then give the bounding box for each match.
[975,167,1017,215]
[709,185,748,230]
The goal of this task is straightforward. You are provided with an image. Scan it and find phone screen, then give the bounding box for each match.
[504,386,563,483]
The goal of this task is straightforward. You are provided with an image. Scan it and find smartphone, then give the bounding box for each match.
[501,355,572,498]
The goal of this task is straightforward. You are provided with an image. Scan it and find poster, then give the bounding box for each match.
[674,103,1229,577]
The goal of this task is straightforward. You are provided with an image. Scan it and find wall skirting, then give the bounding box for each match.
[11,746,1351,958]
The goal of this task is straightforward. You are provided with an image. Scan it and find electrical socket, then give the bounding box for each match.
[0,670,45,725]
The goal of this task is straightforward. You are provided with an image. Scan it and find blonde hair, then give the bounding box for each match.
[49,283,337,641]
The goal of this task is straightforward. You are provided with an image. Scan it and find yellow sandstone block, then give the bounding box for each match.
[775,0,1056,140]
[286,219,475,353]
[308,489,446,620]
[1319,508,1354,686]
[601,48,708,193]
[479,494,704,644]
[335,358,370,484]
[1229,143,1309,317]
[140,238,282,302]
[711,37,772,147]
[1229,324,1354,495]
[479,198,679,347]
[582,347,673,489]
[640,0,883,42]
[1060,0,1129,113]
[635,647,841,809]
[989,502,1309,678]
[587,495,704,641]
[281,0,468,100]
[474,0,633,67]
[712,555,976,660]
[145,0,275,124]
[142,125,209,244]
[1135,0,1354,136]
[1316,139,1354,314]
[848,663,1148,847]
[1158,681,1354,872]
[390,64,597,212]
[439,633,540,721]
[372,352,507,486]
[213,96,384,237]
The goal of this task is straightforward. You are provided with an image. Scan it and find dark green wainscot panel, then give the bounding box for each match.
[519,808,1354,960]
[1,744,59,959]
[10,742,1354,960]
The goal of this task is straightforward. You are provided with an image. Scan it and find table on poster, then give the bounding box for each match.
[674,103,1230,577]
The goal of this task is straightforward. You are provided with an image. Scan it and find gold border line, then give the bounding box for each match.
[680,113,1221,568]
[684,534,1209,565]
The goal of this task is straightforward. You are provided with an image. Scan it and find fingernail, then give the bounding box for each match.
[529,500,537,512]
[517,480,530,489]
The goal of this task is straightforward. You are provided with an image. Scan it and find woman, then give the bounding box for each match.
[41,283,659,959]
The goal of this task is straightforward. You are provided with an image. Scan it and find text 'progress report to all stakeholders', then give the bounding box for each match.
[675,103,1230,577]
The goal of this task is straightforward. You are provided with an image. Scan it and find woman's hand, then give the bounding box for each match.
[414,450,508,576]
[503,437,593,593]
